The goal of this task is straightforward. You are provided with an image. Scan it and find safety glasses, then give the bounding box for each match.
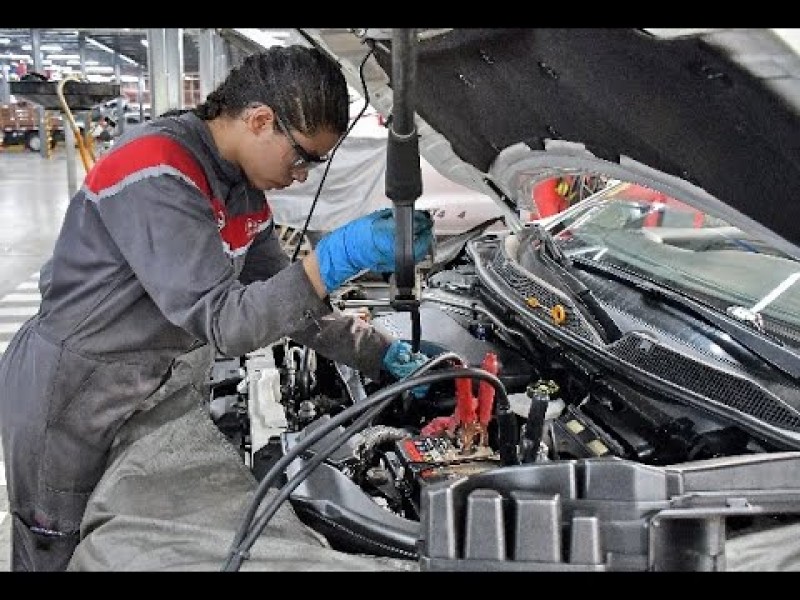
[273,111,329,171]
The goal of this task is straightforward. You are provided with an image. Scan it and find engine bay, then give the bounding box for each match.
[208,219,800,570]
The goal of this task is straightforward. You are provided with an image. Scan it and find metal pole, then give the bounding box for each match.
[0,65,10,104]
[165,29,185,109]
[78,32,87,75]
[197,29,215,102]
[78,31,90,149]
[137,67,145,121]
[196,28,229,101]
[147,28,184,118]
[114,47,124,137]
[64,122,78,197]
[385,30,422,294]
[147,29,167,118]
[30,29,48,158]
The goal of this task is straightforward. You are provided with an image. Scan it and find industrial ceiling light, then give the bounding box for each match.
[1,53,32,61]
[46,54,81,61]
[86,35,140,67]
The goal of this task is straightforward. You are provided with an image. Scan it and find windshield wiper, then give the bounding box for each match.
[571,255,800,381]
[727,272,800,332]
[529,224,623,342]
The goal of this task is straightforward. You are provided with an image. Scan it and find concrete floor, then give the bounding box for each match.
[0,149,75,297]
[0,147,78,571]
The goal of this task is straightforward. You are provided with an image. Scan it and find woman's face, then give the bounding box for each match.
[236,105,340,191]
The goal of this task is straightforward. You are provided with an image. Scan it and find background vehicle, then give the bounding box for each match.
[87,98,151,133]
[0,100,64,151]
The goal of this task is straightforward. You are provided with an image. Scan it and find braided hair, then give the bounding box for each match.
[193,45,349,137]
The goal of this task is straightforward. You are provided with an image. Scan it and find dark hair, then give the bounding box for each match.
[193,45,349,137]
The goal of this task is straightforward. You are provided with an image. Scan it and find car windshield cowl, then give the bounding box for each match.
[528,223,623,343]
[569,254,800,381]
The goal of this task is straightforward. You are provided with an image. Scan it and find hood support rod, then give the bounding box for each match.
[385,28,424,352]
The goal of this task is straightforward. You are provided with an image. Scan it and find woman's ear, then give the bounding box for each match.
[251,105,276,135]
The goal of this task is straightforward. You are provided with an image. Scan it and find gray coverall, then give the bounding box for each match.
[0,111,393,570]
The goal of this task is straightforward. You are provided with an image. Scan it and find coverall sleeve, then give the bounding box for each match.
[288,309,394,380]
[239,227,394,379]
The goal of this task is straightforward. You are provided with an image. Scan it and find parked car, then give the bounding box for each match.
[70,28,800,572]
[88,98,151,129]
[0,101,64,151]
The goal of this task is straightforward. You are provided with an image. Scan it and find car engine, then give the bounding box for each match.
[208,224,800,571]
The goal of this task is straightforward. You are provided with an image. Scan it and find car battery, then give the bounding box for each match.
[394,435,501,492]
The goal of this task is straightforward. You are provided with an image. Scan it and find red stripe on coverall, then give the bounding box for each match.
[84,135,212,197]
[208,197,272,253]
[84,135,272,253]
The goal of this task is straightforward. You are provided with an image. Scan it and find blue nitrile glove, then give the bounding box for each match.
[315,208,434,294]
[382,339,430,398]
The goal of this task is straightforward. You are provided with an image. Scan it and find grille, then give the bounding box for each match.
[611,335,800,432]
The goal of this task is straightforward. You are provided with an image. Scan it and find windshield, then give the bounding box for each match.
[546,182,800,338]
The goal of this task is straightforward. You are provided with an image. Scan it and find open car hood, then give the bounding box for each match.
[299,28,800,258]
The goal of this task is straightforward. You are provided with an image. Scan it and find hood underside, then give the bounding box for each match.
[305,28,800,255]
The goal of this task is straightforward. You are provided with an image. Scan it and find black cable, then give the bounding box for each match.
[222,389,378,569]
[258,351,463,493]
[224,367,506,571]
[290,48,376,263]
[221,366,508,571]
[225,401,389,572]
[222,352,468,569]
[221,351,466,569]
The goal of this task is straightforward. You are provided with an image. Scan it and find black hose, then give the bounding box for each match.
[221,366,510,571]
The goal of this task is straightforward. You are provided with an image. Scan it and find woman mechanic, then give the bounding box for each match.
[0,44,433,571]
